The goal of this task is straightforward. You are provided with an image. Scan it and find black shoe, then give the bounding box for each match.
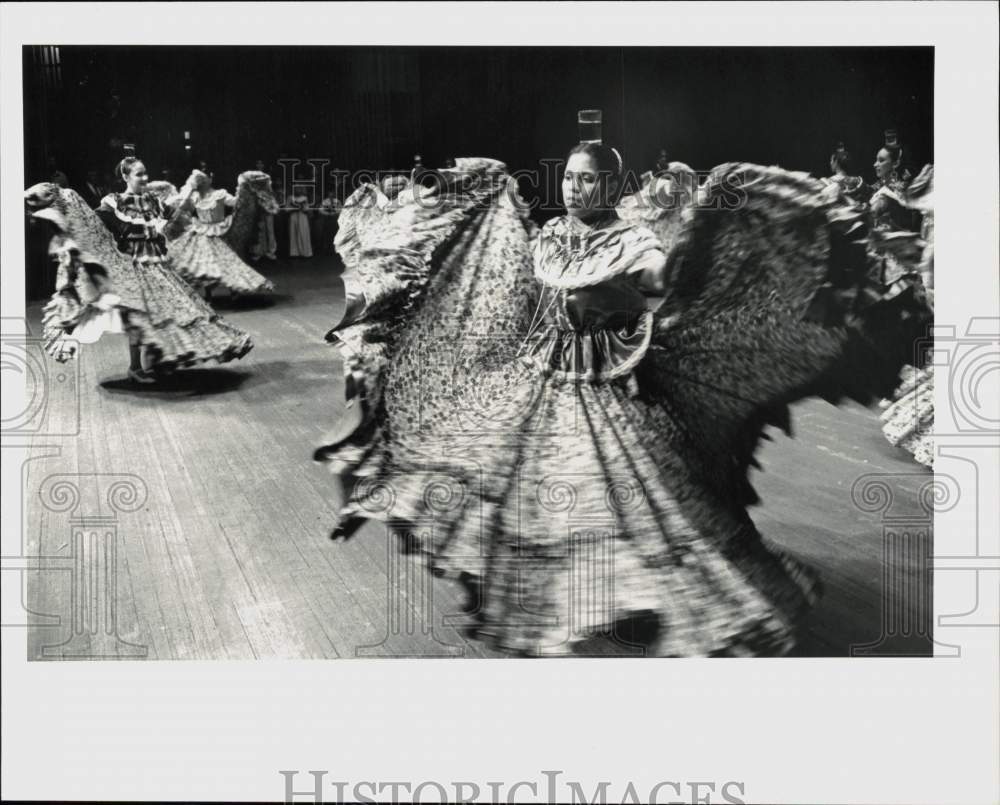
[330,515,366,542]
[127,368,156,385]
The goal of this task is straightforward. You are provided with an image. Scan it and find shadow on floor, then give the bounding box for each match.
[209,293,293,311]
[100,367,253,399]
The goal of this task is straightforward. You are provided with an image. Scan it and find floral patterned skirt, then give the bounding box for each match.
[44,252,253,368]
[881,365,934,468]
[339,360,821,657]
[169,229,275,294]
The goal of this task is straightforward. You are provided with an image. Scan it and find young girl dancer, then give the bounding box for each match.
[27,156,253,383]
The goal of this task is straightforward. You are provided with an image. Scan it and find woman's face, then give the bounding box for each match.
[874,148,897,181]
[563,152,616,220]
[125,161,148,193]
[381,176,407,199]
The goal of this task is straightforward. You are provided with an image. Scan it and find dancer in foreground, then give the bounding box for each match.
[26,156,253,383]
[315,131,930,656]
[164,169,278,300]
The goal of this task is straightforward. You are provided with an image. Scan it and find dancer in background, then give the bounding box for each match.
[411,153,428,186]
[315,126,931,657]
[167,169,277,300]
[26,156,253,383]
[251,159,278,263]
[870,129,915,230]
[47,156,69,188]
[824,142,868,205]
[287,186,313,258]
[867,130,923,301]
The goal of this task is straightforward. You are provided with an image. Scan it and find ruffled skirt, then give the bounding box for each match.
[335,362,821,657]
[43,253,253,368]
[42,297,125,362]
[881,365,934,468]
[169,228,275,294]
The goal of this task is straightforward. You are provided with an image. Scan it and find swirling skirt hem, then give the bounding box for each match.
[41,300,125,362]
[122,309,254,368]
[329,505,819,657]
[170,231,276,294]
[333,462,821,658]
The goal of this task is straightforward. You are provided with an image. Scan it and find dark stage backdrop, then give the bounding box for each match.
[23,45,933,299]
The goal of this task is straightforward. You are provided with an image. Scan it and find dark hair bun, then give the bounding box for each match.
[116,156,140,182]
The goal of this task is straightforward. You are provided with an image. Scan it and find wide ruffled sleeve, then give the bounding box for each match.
[329,184,470,335]
[637,162,932,506]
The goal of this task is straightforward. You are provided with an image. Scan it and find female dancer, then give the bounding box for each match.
[315,140,930,657]
[166,170,277,299]
[870,130,915,229]
[868,131,923,301]
[825,142,868,205]
[287,186,313,258]
[26,156,253,383]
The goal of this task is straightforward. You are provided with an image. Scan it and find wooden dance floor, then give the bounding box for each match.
[19,256,934,659]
